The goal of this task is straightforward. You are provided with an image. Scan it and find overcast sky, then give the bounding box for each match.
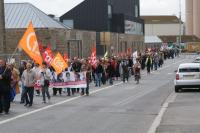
[5,0,186,20]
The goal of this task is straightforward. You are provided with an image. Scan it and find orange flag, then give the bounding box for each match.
[50,52,68,74]
[19,22,43,65]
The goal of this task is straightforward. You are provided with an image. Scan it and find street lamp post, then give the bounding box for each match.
[179,0,182,54]
[0,0,6,58]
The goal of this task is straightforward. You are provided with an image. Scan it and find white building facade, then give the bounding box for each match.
[141,16,184,36]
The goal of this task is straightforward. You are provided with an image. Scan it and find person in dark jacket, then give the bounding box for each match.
[0,59,12,114]
[120,60,129,83]
[95,60,104,87]
[72,58,82,93]
[146,55,152,74]
[106,61,114,85]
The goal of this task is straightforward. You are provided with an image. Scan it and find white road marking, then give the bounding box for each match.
[0,58,187,125]
[115,59,186,106]
[147,92,177,133]
[0,82,123,125]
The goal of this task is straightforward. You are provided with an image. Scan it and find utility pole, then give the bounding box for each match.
[0,0,6,57]
[179,0,182,53]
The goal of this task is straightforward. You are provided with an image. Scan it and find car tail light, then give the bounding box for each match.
[176,74,180,80]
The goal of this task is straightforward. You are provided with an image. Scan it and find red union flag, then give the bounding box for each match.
[43,45,54,64]
[127,48,131,55]
[63,53,69,62]
[89,48,97,68]
[38,40,44,53]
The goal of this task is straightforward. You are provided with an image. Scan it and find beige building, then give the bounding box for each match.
[186,0,200,38]
[141,16,184,36]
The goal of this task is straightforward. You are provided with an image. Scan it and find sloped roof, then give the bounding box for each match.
[141,15,183,24]
[145,36,162,43]
[4,3,68,29]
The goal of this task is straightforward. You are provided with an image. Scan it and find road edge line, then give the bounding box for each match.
[0,82,123,125]
[147,92,177,133]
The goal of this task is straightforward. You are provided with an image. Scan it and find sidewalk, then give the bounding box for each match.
[156,90,200,133]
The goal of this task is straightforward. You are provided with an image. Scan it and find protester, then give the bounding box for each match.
[53,73,63,96]
[115,59,121,80]
[72,57,82,93]
[40,62,51,103]
[101,60,107,85]
[10,63,20,101]
[120,59,129,83]
[146,55,152,74]
[153,53,159,70]
[63,72,71,96]
[19,61,27,104]
[32,63,41,96]
[106,61,114,85]
[0,59,12,114]
[133,58,141,84]
[81,59,91,95]
[21,63,36,107]
[94,60,104,87]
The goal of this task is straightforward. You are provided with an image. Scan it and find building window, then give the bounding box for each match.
[108,4,112,19]
[135,5,138,17]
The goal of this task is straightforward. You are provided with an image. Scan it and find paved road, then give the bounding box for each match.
[0,55,196,133]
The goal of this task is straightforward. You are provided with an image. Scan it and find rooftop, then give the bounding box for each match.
[4,3,69,29]
[145,36,162,44]
[158,35,200,43]
[141,15,183,24]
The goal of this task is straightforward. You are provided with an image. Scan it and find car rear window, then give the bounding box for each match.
[179,68,200,73]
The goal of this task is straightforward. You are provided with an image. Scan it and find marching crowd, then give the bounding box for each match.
[0,48,178,114]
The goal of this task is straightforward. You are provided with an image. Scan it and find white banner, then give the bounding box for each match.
[35,72,87,89]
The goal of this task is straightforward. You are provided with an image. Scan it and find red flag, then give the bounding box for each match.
[43,45,54,64]
[63,53,69,62]
[127,48,131,55]
[89,48,97,68]
[38,40,44,51]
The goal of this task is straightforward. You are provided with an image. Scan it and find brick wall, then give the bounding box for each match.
[5,28,96,60]
[4,28,144,62]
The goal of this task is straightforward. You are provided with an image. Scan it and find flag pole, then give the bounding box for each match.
[2,46,19,74]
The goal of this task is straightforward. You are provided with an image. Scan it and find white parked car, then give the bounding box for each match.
[174,63,200,92]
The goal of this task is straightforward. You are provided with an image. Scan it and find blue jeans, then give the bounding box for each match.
[154,62,158,70]
[95,73,102,87]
